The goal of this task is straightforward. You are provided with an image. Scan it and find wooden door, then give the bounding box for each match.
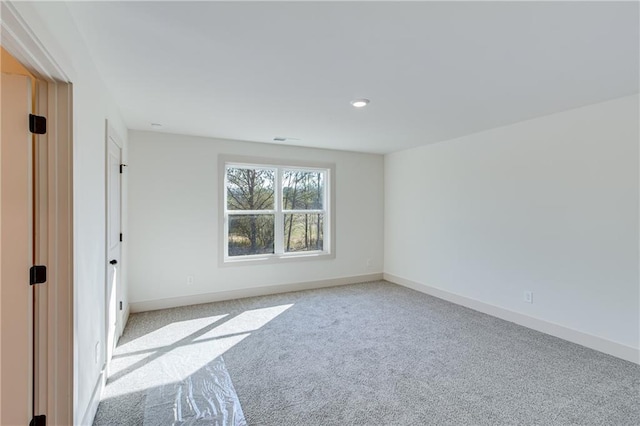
[106,133,122,368]
[1,72,34,425]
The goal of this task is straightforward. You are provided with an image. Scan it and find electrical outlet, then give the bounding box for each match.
[523,291,533,304]
[365,258,372,268]
[187,275,194,285]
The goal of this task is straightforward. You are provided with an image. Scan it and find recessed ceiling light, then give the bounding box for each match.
[350,98,370,108]
[151,123,162,128]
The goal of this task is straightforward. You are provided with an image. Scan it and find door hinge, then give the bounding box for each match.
[120,163,127,173]
[30,415,46,426]
[120,233,123,242]
[29,114,47,135]
[30,265,47,285]
[119,301,123,311]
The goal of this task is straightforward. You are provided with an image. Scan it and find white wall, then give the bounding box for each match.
[10,2,129,424]
[385,95,639,355]
[128,131,384,306]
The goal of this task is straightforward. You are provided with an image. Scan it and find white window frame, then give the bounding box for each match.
[219,155,335,266]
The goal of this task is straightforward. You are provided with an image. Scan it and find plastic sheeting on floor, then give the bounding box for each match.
[143,356,247,425]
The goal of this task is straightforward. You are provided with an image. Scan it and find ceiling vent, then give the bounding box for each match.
[273,137,300,142]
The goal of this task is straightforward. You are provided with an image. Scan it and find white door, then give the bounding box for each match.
[0,73,34,424]
[106,135,122,367]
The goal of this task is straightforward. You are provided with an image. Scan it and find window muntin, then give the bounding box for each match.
[226,167,275,211]
[282,170,324,210]
[223,162,331,263]
[228,214,275,257]
[284,213,323,253]
[281,169,325,253]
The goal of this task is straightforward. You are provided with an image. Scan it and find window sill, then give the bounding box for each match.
[221,251,334,267]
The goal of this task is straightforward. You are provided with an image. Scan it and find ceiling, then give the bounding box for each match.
[67,1,639,154]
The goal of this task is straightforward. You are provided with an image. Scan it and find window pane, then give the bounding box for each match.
[282,170,324,210]
[284,213,323,252]
[228,215,274,256]
[227,167,275,210]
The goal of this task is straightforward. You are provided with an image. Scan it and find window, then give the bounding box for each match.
[221,157,334,264]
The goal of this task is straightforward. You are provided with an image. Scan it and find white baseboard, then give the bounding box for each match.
[384,273,640,365]
[79,369,106,426]
[130,273,384,313]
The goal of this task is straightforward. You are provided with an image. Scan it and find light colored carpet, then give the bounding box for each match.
[94,281,640,425]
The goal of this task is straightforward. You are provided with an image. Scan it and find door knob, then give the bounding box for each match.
[109,259,118,265]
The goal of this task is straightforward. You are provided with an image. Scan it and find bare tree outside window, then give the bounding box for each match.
[226,167,275,256]
[282,170,324,252]
[224,162,330,261]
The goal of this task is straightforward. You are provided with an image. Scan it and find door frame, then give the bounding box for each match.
[1,2,74,425]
